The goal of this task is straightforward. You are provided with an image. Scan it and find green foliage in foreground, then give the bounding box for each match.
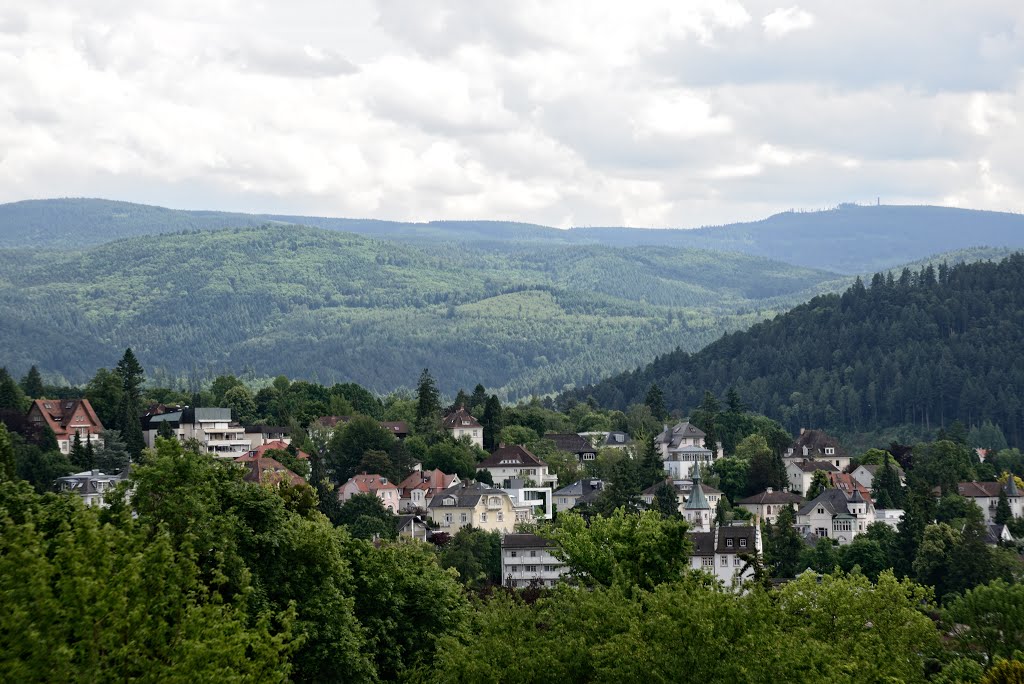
[0,223,836,398]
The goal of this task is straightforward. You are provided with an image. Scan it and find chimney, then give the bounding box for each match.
[800,428,806,435]
[766,487,773,494]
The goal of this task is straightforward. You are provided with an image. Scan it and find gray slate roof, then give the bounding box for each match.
[798,489,853,517]
[428,482,507,509]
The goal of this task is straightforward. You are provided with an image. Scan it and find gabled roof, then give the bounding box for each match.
[789,429,848,459]
[398,468,460,495]
[239,440,309,461]
[543,433,595,454]
[858,463,905,478]
[442,406,481,430]
[828,472,872,503]
[798,489,853,517]
[343,473,399,494]
[314,416,410,436]
[738,489,804,506]
[57,469,126,494]
[603,431,632,446]
[236,457,306,487]
[955,481,1018,498]
[28,398,104,439]
[655,421,705,447]
[716,525,757,553]
[428,482,508,509]
[478,445,547,469]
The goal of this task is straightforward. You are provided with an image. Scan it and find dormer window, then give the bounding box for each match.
[739,538,747,548]
[444,497,456,506]
[44,403,52,409]
[726,539,734,548]
[825,447,835,455]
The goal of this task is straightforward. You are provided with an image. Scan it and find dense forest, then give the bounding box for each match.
[0,224,838,397]
[574,255,1024,447]
[5,198,1024,274]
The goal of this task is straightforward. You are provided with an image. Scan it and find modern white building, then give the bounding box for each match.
[144,407,251,458]
[502,533,568,588]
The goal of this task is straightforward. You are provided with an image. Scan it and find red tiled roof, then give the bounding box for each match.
[239,440,309,461]
[344,473,399,494]
[27,398,104,440]
[398,468,459,496]
[236,457,306,487]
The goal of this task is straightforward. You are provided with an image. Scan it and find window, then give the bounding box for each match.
[529,550,537,557]
[460,513,468,523]
[815,527,828,538]
[545,565,557,572]
[510,550,517,557]
[720,555,728,567]
[739,538,747,548]
[473,430,479,437]
[702,557,713,567]
[825,447,835,455]
[526,565,537,573]
[444,513,452,524]
[560,497,568,504]
[726,538,734,548]
[734,557,742,566]
[480,512,487,523]
[497,512,503,522]
[817,507,824,514]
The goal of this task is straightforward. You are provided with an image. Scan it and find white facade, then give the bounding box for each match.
[502,534,568,588]
[786,460,839,496]
[796,489,873,545]
[57,470,126,507]
[145,408,251,459]
[689,525,763,588]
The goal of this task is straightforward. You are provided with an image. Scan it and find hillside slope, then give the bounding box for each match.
[570,254,1024,446]
[4,198,1024,273]
[0,225,836,396]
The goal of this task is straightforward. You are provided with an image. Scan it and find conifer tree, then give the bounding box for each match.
[872,454,904,508]
[481,395,503,451]
[652,481,681,519]
[20,365,44,399]
[114,349,146,460]
[0,422,15,481]
[70,433,89,471]
[639,434,664,487]
[995,488,1013,526]
[0,367,26,411]
[415,368,441,434]
[644,384,667,422]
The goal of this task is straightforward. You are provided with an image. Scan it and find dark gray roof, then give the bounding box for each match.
[656,421,706,447]
[543,433,595,454]
[738,489,804,506]
[554,478,605,497]
[603,431,632,446]
[789,429,848,459]
[860,463,905,477]
[428,482,507,509]
[687,526,757,555]
[685,469,710,510]
[798,489,852,517]
[502,533,555,549]
[478,445,547,469]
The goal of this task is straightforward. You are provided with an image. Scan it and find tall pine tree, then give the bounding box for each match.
[481,395,503,452]
[644,384,667,422]
[20,366,44,399]
[0,367,26,411]
[114,349,146,460]
[415,368,441,435]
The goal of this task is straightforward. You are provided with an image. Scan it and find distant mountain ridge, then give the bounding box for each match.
[3,198,1024,273]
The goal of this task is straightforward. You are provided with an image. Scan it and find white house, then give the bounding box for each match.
[338,473,401,513]
[144,407,251,459]
[786,459,840,496]
[689,524,762,588]
[477,445,557,488]
[737,488,804,524]
[503,478,554,520]
[796,488,873,545]
[656,423,723,478]
[785,429,851,471]
[27,399,104,455]
[641,478,721,519]
[502,533,568,588]
[443,406,484,449]
[397,467,461,512]
[953,480,1023,524]
[242,424,292,448]
[57,469,127,507]
[851,463,906,490]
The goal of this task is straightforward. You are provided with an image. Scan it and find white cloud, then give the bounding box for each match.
[762,7,815,39]
[0,1,1023,227]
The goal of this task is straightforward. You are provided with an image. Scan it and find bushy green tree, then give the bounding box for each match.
[763,506,805,579]
[438,526,502,589]
[0,423,15,481]
[326,416,396,483]
[0,368,26,411]
[805,470,830,499]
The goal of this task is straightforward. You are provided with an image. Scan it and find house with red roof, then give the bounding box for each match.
[234,456,307,488]
[398,467,461,512]
[26,398,104,455]
[239,440,309,461]
[339,472,401,513]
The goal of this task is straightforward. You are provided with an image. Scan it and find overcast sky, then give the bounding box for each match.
[1,1,1022,227]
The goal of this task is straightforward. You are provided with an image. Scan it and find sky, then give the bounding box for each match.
[1,0,1023,227]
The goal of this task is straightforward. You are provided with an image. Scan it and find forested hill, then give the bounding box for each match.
[5,198,1024,274]
[0,224,838,397]
[572,254,1024,446]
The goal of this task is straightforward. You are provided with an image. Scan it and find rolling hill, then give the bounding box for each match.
[4,198,1024,274]
[0,224,839,397]
[569,254,1024,447]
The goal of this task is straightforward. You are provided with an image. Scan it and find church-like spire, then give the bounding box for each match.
[686,464,710,511]
[1006,475,1020,498]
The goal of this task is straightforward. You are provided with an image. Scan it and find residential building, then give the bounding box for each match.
[796,488,874,545]
[243,424,292,448]
[553,478,605,510]
[502,533,568,588]
[950,480,1023,524]
[442,406,483,448]
[827,472,873,502]
[477,444,557,487]
[786,459,840,496]
[873,508,905,529]
[427,482,519,533]
[397,467,461,512]
[785,429,851,470]
[236,456,307,488]
[986,524,1015,545]
[689,524,762,587]
[503,478,554,520]
[641,478,722,519]
[240,440,310,462]
[543,433,597,464]
[338,473,401,513]
[144,407,251,459]
[396,514,431,542]
[316,416,410,440]
[27,398,104,455]
[737,488,804,523]
[851,463,906,490]
[57,469,126,507]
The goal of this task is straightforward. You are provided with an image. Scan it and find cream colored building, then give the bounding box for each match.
[443,406,484,449]
[427,482,520,533]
